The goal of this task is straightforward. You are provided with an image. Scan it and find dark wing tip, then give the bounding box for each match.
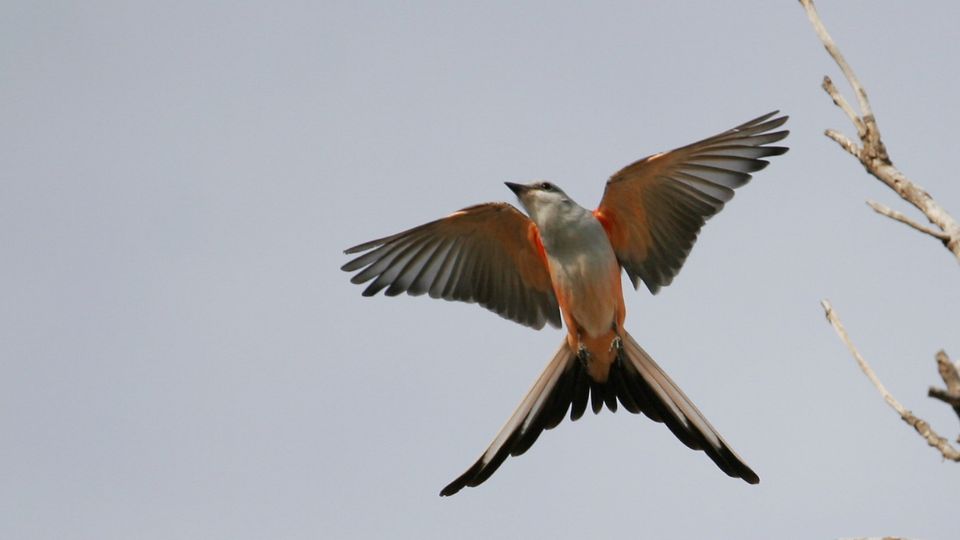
[343,238,383,255]
[733,110,781,130]
[736,112,788,135]
[760,129,790,146]
[764,143,790,156]
[748,110,779,124]
[341,256,369,273]
[759,111,788,123]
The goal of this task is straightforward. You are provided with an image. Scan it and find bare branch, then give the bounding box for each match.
[820,300,960,462]
[822,76,863,136]
[800,0,960,261]
[928,388,960,408]
[934,350,960,394]
[824,129,860,158]
[866,201,951,241]
[800,0,872,118]
[928,351,960,439]
[820,301,902,414]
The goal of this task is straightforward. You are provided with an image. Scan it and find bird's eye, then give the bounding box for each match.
[539,182,554,191]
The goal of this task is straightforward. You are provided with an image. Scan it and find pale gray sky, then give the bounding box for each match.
[3,2,959,539]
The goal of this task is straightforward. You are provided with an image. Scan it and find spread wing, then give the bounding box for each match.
[342,202,561,330]
[595,111,789,294]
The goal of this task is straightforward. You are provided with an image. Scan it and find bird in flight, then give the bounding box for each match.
[342,111,788,496]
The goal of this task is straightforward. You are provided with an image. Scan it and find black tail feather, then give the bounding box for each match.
[589,379,604,414]
[570,364,589,421]
[609,362,640,414]
[439,332,758,496]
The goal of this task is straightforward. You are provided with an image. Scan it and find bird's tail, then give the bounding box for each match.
[439,330,758,496]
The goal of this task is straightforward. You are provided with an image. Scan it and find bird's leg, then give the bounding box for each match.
[608,323,624,363]
[575,330,591,368]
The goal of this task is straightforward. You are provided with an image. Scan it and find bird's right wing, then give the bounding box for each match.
[342,202,561,330]
[595,111,789,294]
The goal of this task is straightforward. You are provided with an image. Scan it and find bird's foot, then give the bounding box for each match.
[576,335,591,368]
[609,335,624,362]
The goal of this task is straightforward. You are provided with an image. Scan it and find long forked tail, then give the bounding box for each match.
[439,331,758,496]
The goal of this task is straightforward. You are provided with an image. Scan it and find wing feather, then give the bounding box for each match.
[343,202,561,329]
[597,111,789,293]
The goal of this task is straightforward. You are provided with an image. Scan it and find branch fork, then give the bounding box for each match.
[803,0,960,461]
[821,301,960,462]
[800,0,960,259]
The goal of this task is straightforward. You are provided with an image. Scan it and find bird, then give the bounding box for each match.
[341,111,788,496]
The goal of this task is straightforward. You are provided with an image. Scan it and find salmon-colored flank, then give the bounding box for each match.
[522,211,626,383]
[526,221,549,269]
[592,208,624,254]
[592,208,613,236]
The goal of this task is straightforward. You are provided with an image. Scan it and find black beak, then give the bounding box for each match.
[504,182,529,196]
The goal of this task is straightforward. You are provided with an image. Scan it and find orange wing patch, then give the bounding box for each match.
[596,112,789,293]
[526,222,549,273]
[343,202,562,329]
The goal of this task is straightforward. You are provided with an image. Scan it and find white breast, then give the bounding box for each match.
[540,212,620,338]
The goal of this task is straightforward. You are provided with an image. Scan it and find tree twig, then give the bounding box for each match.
[799,0,960,260]
[934,350,960,395]
[927,388,960,408]
[821,76,862,136]
[867,201,951,241]
[820,300,960,462]
[928,350,960,439]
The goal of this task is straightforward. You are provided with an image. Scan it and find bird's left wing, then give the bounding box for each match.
[595,111,789,294]
[342,202,561,330]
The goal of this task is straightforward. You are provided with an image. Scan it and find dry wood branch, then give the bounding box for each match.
[928,350,960,437]
[867,201,951,241]
[800,0,960,260]
[820,300,960,462]
[934,350,960,394]
[824,129,859,158]
[821,76,863,135]
[928,388,960,408]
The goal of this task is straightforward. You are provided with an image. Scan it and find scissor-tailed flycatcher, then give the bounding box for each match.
[342,112,788,496]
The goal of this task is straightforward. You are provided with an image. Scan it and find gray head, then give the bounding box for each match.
[504,181,582,229]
